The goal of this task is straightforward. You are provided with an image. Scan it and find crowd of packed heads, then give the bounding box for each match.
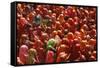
[16,3,97,65]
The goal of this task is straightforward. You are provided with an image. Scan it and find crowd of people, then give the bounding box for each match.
[16,3,97,65]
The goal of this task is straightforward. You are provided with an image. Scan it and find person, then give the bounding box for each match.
[27,48,39,64]
[45,50,55,63]
[18,45,28,64]
[47,38,56,51]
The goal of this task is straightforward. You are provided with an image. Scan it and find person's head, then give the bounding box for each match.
[21,34,29,44]
[28,48,37,57]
